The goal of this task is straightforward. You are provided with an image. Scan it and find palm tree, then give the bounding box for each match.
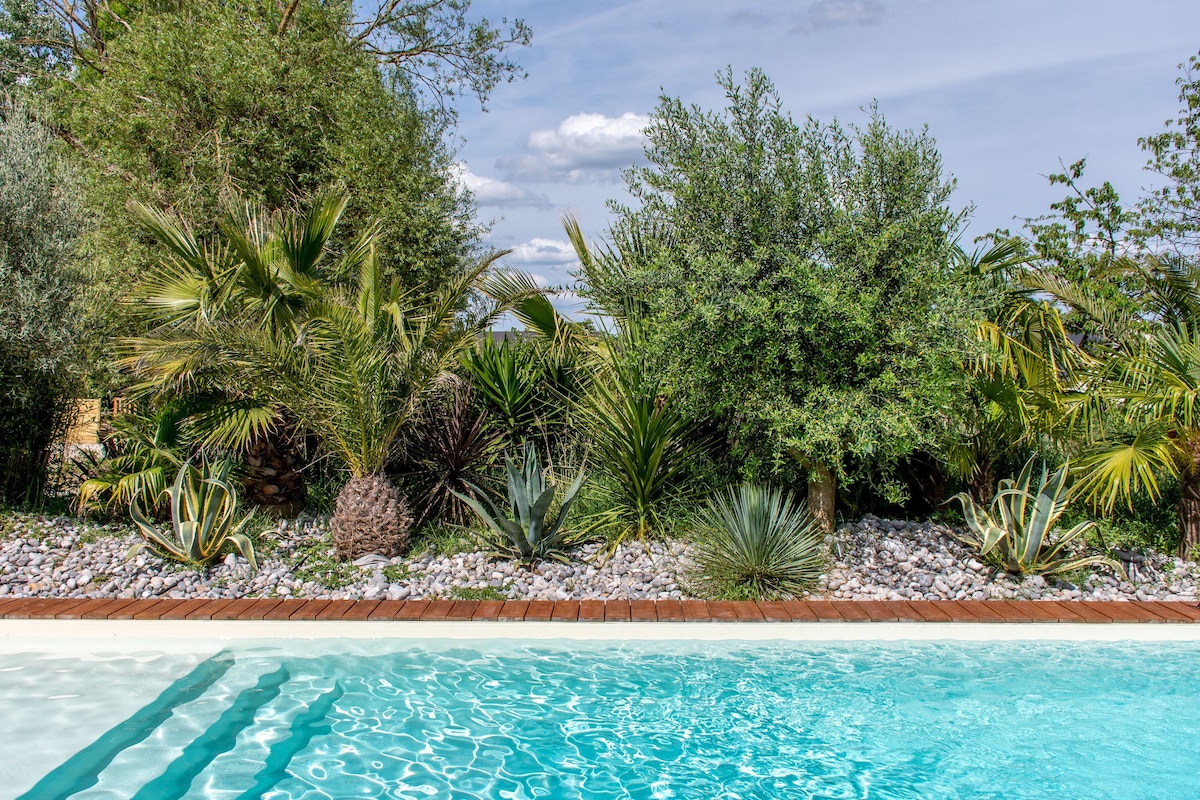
[126,194,539,557]
[1030,254,1200,557]
[948,237,1082,502]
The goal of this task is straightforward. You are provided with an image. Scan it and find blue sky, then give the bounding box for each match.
[451,0,1200,302]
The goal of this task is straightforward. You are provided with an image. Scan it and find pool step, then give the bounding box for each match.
[184,678,345,800]
[15,653,238,800]
[45,657,284,800]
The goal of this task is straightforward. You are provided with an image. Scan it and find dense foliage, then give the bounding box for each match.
[600,69,976,530]
[0,98,84,505]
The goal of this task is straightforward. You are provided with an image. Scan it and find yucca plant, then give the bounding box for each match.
[453,444,586,564]
[950,458,1118,577]
[693,483,826,600]
[129,459,258,569]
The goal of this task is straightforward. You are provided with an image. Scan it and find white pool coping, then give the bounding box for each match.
[3,619,1200,656]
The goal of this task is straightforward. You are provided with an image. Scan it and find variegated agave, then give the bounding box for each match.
[453,444,585,564]
[129,460,258,569]
[951,458,1117,577]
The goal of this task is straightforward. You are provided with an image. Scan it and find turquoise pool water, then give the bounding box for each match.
[6,639,1200,799]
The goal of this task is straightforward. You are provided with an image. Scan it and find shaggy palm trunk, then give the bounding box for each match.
[968,459,996,505]
[808,464,837,535]
[331,474,413,559]
[1179,469,1200,560]
[242,430,306,516]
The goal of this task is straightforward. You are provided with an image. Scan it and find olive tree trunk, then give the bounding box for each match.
[808,464,837,535]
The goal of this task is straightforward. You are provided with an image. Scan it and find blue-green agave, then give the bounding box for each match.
[454,445,585,564]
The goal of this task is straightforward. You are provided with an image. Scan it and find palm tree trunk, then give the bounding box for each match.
[968,459,996,505]
[243,429,306,517]
[1178,468,1200,559]
[808,464,837,535]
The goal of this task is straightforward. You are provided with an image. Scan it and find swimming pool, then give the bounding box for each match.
[4,636,1199,799]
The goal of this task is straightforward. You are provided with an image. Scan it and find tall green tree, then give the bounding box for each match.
[0,97,84,504]
[601,69,975,531]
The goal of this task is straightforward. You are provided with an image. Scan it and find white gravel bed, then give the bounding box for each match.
[0,515,690,602]
[1,512,1198,603]
[823,515,1200,602]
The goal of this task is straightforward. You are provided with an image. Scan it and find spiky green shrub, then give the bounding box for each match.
[129,459,258,569]
[693,483,826,600]
[951,458,1118,577]
[454,444,585,564]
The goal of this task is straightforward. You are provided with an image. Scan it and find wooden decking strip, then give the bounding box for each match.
[0,598,1199,623]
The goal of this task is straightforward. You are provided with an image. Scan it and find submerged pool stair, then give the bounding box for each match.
[16,654,343,800]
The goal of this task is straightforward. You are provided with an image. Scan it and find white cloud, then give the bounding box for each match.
[505,237,580,268]
[497,112,650,183]
[451,163,553,209]
[795,0,885,33]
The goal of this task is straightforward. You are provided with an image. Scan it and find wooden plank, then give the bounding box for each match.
[498,601,530,621]
[314,600,359,621]
[445,601,479,621]
[523,600,555,621]
[52,599,115,619]
[903,601,953,622]
[706,601,738,622]
[805,601,848,622]
[655,600,684,622]
[853,600,901,622]
[629,600,658,621]
[283,600,333,621]
[154,598,214,620]
[1066,602,1118,623]
[756,601,792,622]
[393,600,432,621]
[779,600,820,622]
[604,600,631,622]
[366,600,407,620]
[1145,602,1200,622]
[680,600,712,622]
[731,601,765,621]
[418,600,456,621]
[551,601,580,621]
[578,600,606,622]
[473,600,505,621]
[341,601,382,621]
[950,599,1008,623]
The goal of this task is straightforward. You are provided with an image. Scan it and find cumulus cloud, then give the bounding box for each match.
[497,112,650,183]
[505,238,580,269]
[794,0,885,33]
[451,163,553,209]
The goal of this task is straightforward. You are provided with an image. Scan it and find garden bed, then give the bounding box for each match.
[2,513,1196,604]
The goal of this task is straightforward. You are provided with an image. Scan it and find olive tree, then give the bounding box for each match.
[601,69,975,531]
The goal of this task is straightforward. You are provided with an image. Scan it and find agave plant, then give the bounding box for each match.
[693,484,826,600]
[129,459,258,569]
[453,444,585,564]
[950,458,1117,577]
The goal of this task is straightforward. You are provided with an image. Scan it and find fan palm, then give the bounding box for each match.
[126,194,540,557]
[1030,254,1200,557]
[947,237,1082,502]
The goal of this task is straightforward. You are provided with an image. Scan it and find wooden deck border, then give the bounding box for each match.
[1,598,1197,623]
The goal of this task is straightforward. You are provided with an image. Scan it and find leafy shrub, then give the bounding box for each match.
[693,483,826,600]
[76,402,186,515]
[454,444,585,564]
[0,98,84,505]
[951,458,1118,576]
[129,459,258,569]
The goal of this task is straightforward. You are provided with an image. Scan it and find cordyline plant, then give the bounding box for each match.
[129,459,258,569]
[951,458,1119,577]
